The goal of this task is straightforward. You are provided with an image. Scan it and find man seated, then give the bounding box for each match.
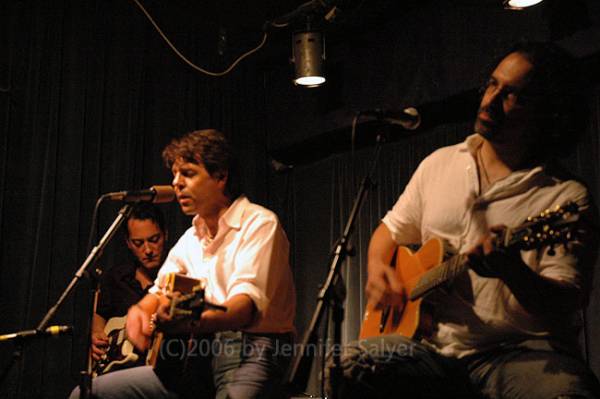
[91,203,168,375]
[329,42,600,399]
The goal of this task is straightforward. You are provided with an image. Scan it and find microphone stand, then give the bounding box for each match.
[286,133,386,399]
[0,326,74,386]
[27,203,133,398]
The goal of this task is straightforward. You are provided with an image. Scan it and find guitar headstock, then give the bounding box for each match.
[507,202,581,253]
[169,283,206,319]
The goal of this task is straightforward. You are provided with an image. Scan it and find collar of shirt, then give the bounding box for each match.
[461,133,483,156]
[461,134,545,206]
[192,195,248,246]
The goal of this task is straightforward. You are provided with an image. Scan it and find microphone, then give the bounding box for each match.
[360,107,421,130]
[104,185,175,204]
[0,325,73,342]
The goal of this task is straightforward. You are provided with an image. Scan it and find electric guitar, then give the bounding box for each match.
[92,316,141,377]
[360,202,582,340]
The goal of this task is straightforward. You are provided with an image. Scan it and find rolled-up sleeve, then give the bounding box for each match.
[536,187,599,293]
[226,216,286,317]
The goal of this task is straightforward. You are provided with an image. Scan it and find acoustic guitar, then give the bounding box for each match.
[146,273,207,368]
[147,273,227,371]
[360,202,581,340]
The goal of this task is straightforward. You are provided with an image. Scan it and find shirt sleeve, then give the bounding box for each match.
[226,214,288,320]
[382,158,426,245]
[536,184,598,293]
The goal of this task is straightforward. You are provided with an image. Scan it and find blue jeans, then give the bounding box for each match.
[69,331,293,399]
[327,335,600,399]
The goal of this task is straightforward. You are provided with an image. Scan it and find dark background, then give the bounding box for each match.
[1,0,600,397]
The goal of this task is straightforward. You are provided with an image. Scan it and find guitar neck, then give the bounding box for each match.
[408,225,517,301]
[408,253,469,300]
[401,202,579,306]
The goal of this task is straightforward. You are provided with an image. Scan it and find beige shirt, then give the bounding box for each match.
[382,134,591,357]
[150,196,296,333]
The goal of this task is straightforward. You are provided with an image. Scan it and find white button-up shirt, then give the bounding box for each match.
[383,134,592,357]
[150,196,296,333]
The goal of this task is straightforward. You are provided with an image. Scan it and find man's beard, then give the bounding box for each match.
[474,105,507,140]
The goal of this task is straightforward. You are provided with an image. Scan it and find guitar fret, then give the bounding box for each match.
[409,253,469,300]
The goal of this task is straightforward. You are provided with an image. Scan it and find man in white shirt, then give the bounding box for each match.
[71,129,296,399]
[330,42,600,398]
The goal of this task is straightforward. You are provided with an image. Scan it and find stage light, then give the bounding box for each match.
[503,0,544,10]
[292,29,326,87]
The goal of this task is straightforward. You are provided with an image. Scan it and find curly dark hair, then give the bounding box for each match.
[162,129,242,199]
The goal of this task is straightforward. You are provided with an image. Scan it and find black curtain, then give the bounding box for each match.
[2,0,600,398]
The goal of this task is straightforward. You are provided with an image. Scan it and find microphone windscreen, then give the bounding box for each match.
[152,186,176,203]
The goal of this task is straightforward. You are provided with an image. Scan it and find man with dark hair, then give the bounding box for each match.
[91,203,168,374]
[329,42,600,398]
[161,128,242,200]
[478,41,587,161]
[71,129,296,399]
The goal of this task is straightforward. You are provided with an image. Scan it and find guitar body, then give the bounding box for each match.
[93,316,141,376]
[359,237,444,340]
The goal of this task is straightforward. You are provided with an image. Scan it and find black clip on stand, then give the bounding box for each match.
[287,133,387,399]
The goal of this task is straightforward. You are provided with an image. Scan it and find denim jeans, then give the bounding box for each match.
[327,335,600,399]
[69,331,293,399]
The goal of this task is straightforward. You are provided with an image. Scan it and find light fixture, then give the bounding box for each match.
[291,28,326,87]
[503,0,544,10]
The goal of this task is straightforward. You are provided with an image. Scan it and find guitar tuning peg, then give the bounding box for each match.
[173,309,193,317]
[192,284,204,293]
